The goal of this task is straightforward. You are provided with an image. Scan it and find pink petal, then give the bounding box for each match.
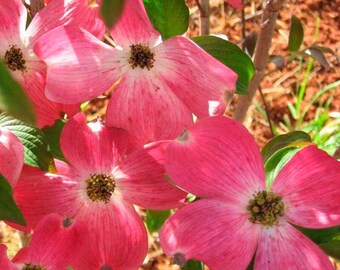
[106,74,193,149]
[0,129,24,187]
[255,222,334,270]
[60,113,128,174]
[226,0,244,9]
[13,165,79,230]
[164,116,265,204]
[21,214,90,270]
[271,145,340,228]
[110,0,160,48]
[116,143,187,210]
[154,36,237,117]
[74,199,148,270]
[0,245,17,270]
[160,199,259,270]
[22,61,80,128]
[34,26,123,104]
[0,0,26,50]
[26,0,105,45]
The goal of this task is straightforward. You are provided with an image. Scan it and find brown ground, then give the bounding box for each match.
[1,0,339,269]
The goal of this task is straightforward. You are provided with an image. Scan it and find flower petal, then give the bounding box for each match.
[0,245,17,270]
[154,36,237,117]
[22,60,79,128]
[60,113,128,174]
[115,142,187,210]
[106,73,193,149]
[0,128,24,187]
[110,0,160,48]
[15,214,90,270]
[226,0,244,9]
[74,199,148,270]
[13,165,79,230]
[160,199,259,270]
[255,222,334,270]
[0,0,26,51]
[26,0,105,45]
[165,116,265,204]
[34,26,123,103]
[271,145,340,228]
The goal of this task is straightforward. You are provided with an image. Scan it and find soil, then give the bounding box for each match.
[1,0,339,269]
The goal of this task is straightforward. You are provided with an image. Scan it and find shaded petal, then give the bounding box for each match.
[13,165,79,231]
[0,245,17,270]
[110,0,160,48]
[255,222,334,270]
[34,26,123,103]
[160,199,259,270]
[106,73,193,149]
[74,199,148,270]
[0,0,26,51]
[26,0,105,45]
[154,36,237,117]
[226,0,244,9]
[22,60,79,128]
[61,113,128,174]
[0,128,24,187]
[165,116,265,204]
[272,145,340,228]
[116,142,187,210]
[24,214,90,270]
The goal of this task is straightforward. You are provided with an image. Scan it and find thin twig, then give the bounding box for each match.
[195,0,210,35]
[241,2,246,51]
[30,0,45,17]
[233,0,285,122]
[258,86,274,136]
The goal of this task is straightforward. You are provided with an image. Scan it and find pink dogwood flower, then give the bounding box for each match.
[0,128,23,187]
[0,0,104,127]
[160,116,340,270]
[34,0,237,147]
[13,113,186,269]
[226,0,244,9]
[0,213,89,270]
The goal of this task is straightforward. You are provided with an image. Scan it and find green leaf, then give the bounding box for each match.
[146,209,171,233]
[0,113,55,172]
[100,0,125,29]
[262,131,312,163]
[288,15,304,52]
[144,0,189,40]
[42,120,66,161]
[0,174,26,226]
[320,240,340,260]
[191,36,254,94]
[0,62,35,125]
[297,226,340,245]
[182,259,204,270]
[262,131,312,186]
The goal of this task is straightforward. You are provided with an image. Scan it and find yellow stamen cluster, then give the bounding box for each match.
[86,173,116,203]
[128,43,155,70]
[246,191,285,227]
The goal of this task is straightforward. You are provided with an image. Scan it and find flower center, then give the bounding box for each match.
[86,174,116,203]
[128,44,155,70]
[246,191,285,227]
[22,264,47,270]
[3,45,27,72]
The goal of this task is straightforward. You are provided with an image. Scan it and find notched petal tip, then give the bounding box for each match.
[62,217,73,228]
[177,129,190,142]
[173,252,187,267]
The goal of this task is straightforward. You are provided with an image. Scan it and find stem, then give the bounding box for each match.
[241,1,246,51]
[334,145,340,159]
[258,87,274,136]
[30,0,45,17]
[233,0,285,122]
[196,0,210,35]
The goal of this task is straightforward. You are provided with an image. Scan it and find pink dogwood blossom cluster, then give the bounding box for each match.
[0,0,339,270]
